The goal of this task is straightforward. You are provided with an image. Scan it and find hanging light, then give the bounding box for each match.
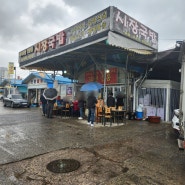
[105,69,110,73]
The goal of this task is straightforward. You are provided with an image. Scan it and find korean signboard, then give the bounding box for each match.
[112,7,158,50]
[8,62,14,74]
[19,6,158,64]
[19,7,110,63]
[85,68,118,84]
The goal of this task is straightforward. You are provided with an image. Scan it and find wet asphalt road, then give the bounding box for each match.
[0,101,185,184]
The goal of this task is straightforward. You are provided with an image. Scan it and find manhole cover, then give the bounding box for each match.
[46,159,80,173]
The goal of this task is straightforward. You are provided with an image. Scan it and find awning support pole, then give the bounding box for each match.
[179,41,185,141]
[87,51,104,77]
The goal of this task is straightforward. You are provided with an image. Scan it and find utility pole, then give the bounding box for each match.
[178,41,185,149]
[14,67,16,94]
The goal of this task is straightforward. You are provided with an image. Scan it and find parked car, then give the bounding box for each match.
[3,94,30,108]
[172,109,180,137]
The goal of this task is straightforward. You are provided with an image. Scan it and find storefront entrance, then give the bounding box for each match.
[106,85,126,103]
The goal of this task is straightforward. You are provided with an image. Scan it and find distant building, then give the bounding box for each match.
[0,67,8,84]
[22,71,73,106]
[0,78,27,98]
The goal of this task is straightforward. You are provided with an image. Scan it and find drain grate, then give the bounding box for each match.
[46,159,80,173]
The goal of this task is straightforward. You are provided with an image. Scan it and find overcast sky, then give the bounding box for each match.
[0,0,184,77]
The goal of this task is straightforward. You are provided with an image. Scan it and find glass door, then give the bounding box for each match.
[105,85,126,104]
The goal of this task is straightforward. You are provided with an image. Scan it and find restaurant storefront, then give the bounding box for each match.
[18,6,158,112]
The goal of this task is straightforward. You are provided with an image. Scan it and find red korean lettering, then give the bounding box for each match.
[56,31,66,46]
[41,40,49,52]
[48,36,56,49]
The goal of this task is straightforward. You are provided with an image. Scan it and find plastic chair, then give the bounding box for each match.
[118,106,123,110]
[96,107,105,124]
[52,103,58,116]
[103,107,113,126]
[62,103,70,117]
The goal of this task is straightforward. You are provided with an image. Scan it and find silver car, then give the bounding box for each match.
[3,94,30,108]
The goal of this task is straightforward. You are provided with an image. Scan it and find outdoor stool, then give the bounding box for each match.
[103,107,113,126]
[62,103,70,117]
[96,107,105,124]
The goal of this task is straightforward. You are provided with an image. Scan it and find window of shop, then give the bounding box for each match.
[106,86,125,98]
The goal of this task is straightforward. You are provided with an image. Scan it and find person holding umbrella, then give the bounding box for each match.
[40,93,47,116]
[43,88,58,119]
[80,82,102,126]
[47,99,56,118]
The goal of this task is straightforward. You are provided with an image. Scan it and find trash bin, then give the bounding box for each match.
[136,104,143,119]
[136,111,143,119]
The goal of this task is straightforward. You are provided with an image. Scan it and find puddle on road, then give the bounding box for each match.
[0,127,27,143]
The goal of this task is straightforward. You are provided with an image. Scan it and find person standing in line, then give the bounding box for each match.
[47,99,56,118]
[107,92,115,107]
[72,98,79,117]
[87,92,97,127]
[78,93,86,120]
[40,94,47,116]
[116,92,124,109]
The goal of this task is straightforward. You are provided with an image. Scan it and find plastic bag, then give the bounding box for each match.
[137,104,143,112]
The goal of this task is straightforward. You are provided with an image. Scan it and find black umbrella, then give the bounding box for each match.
[43,88,58,100]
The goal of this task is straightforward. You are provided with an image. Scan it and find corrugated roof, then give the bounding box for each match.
[107,31,153,55]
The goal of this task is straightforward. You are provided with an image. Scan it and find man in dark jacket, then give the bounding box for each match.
[107,92,115,107]
[47,99,56,118]
[116,92,124,109]
[87,92,97,127]
[40,94,47,116]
